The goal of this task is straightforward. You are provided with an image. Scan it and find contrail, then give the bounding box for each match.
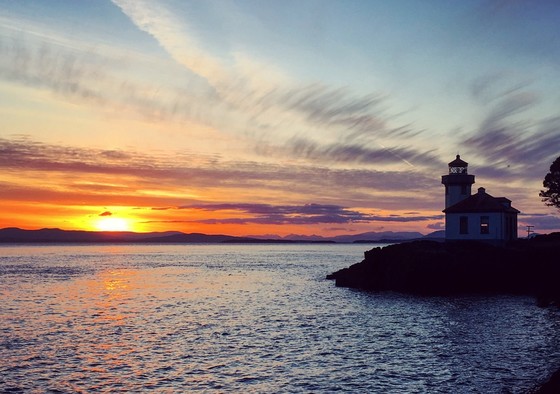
[378,143,415,167]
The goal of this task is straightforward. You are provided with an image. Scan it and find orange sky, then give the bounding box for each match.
[1,1,560,237]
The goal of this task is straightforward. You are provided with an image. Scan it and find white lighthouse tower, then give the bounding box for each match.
[441,155,475,208]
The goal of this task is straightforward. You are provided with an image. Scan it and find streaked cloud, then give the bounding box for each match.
[463,79,560,183]
[0,35,108,103]
[1,1,559,234]
[427,222,445,230]
[276,137,442,168]
[145,203,443,226]
[519,213,560,231]
[0,136,441,212]
[1,21,426,162]
[110,0,427,150]
[111,0,231,88]
[0,32,223,127]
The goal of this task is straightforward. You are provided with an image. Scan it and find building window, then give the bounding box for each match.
[480,216,489,234]
[460,216,468,234]
[461,185,467,195]
[445,185,448,195]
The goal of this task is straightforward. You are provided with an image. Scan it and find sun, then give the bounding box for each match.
[95,217,131,232]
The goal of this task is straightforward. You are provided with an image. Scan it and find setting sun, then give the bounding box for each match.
[96,217,131,232]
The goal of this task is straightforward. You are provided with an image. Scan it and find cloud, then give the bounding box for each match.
[111,0,428,149]
[276,136,442,167]
[0,31,229,128]
[2,2,433,169]
[463,81,560,181]
[171,203,444,225]
[470,72,530,105]
[111,0,230,88]
[1,17,429,171]
[0,137,438,189]
[427,222,445,230]
[466,117,560,182]
[0,32,420,154]
[99,211,112,217]
[519,213,560,231]
[480,91,538,132]
[0,35,108,104]
[0,136,443,212]
[255,84,391,137]
[324,227,355,232]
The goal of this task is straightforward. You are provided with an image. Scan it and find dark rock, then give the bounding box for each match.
[327,234,560,299]
[530,368,560,394]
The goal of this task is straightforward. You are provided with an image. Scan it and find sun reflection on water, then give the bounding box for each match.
[102,269,131,292]
[2,244,560,392]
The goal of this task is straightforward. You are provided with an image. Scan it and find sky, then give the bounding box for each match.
[1,0,560,237]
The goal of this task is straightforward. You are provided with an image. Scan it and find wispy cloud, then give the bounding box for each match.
[273,137,442,167]
[110,0,429,158]
[0,35,108,104]
[1,16,429,171]
[427,222,445,230]
[111,0,231,88]
[0,0,439,182]
[519,213,560,231]
[463,77,560,182]
[0,137,442,211]
[145,203,443,226]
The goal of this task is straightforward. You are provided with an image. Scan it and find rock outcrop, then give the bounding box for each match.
[327,233,560,301]
[328,233,560,393]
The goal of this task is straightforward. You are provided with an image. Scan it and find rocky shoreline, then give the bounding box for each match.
[327,233,560,301]
[327,233,560,392]
[531,369,560,393]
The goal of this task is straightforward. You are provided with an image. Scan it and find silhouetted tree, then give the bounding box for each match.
[540,156,560,211]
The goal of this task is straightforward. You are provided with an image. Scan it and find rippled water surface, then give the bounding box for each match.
[1,243,560,393]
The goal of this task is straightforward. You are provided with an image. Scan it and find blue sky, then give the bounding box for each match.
[1,0,559,235]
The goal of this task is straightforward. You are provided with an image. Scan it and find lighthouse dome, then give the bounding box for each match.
[448,155,468,167]
[448,155,468,174]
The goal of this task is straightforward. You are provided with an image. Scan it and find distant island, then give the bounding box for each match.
[0,227,443,244]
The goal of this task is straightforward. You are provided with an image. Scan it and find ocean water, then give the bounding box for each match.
[1,243,559,393]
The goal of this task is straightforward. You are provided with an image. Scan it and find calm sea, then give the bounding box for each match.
[1,243,559,393]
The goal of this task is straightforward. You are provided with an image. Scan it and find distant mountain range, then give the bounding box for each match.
[0,227,444,244]
[248,230,445,243]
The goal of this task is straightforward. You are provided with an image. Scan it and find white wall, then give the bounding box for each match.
[445,184,472,208]
[445,212,504,241]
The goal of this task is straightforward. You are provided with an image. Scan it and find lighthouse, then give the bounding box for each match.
[441,155,519,243]
[441,155,475,208]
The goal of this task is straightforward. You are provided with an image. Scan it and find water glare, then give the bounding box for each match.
[1,243,559,393]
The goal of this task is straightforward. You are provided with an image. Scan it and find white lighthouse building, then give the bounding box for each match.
[442,155,519,243]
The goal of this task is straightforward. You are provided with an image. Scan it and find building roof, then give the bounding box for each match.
[448,154,468,167]
[443,187,520,214]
